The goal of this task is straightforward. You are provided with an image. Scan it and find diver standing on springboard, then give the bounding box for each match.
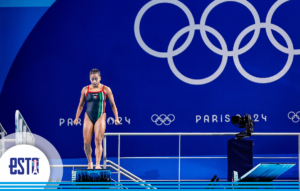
[74,68,120,169]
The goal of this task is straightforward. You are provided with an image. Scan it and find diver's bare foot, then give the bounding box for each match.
[88,162,93,169]
[95,165,102,169]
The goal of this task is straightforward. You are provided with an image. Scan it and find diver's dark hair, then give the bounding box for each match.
[90,69,101,77]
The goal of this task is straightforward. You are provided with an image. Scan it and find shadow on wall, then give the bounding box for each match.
[139,169,160,180]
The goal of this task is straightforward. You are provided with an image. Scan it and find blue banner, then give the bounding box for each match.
[0,0,300,158]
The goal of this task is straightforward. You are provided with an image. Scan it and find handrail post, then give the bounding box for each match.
[104,135,107,169]
[0,132,3,157]
[179,135,181,189]
[118,134,121,183]
[298,135,300,181]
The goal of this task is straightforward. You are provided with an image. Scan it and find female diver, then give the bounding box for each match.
[74,68,120,169]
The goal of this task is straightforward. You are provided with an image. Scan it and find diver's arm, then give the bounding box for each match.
[74,87,87,125]
[105,86,120,125]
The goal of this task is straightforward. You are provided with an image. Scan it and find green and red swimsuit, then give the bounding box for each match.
[85,85,107,124]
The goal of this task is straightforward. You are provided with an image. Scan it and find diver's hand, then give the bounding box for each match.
[74,118,79,125]
[115,118,120,125]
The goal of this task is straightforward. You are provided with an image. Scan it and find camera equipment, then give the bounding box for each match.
[231,114,255,140]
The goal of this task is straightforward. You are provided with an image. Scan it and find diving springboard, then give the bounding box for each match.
[233,163,295,182]
[72,169,111,182]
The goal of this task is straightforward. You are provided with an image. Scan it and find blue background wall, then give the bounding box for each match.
[1,0,300,180]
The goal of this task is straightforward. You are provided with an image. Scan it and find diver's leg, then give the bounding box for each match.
[83,112,94,169]
[94,113,107,169]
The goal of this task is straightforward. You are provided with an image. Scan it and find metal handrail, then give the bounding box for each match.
[0,123,7,135]
[15,110,35,144]
[103,132,300,182]
[107,160,148,182]
[119,179,299,182]
[107,160,155,189]
[0,124,7,158]
[104,132,300,136]
[120,156,298,159]
[108,165,153,189]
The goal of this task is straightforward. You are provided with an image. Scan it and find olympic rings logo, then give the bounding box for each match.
[134,0,297,85]
[288,111,300,123]
[151,114,175,125]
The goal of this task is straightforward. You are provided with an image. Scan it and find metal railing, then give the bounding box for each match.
[0,123,7,157]
[102,132,300,182]
[0,111,34,158]
[51,164,154,188]
[15,110,35,146]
